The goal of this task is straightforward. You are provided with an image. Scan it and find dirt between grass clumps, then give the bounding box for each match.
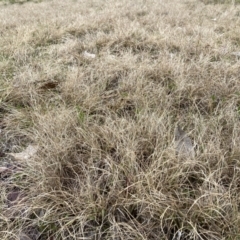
[1,0,240,239]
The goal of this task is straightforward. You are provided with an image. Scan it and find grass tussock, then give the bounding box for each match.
[1,0,240,239]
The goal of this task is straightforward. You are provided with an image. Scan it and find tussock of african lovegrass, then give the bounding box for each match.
[1,0,240,239]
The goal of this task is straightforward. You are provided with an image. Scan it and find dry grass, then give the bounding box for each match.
[1,0,240,239]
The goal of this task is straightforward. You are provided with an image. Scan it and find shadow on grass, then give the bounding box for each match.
[201,0,240,4]
[0,0,42,5]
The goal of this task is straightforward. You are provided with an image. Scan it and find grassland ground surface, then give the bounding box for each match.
[1,0,240,239]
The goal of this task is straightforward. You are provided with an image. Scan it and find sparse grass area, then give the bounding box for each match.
[1,0,240,239]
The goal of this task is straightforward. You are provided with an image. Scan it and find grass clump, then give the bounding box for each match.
[1,0,240,239]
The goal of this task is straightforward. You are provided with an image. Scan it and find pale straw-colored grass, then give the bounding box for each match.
[1,0,240,239]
